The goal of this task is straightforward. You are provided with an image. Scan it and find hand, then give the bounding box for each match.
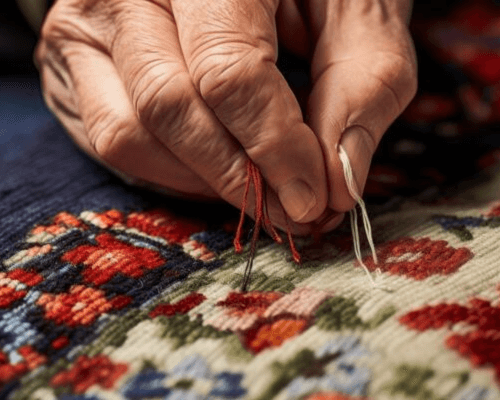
[277,0,417,211]
[36,0,416,234]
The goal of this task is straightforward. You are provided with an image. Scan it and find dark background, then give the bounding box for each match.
[0,2,53,162]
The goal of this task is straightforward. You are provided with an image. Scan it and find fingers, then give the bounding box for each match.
[39,37,216,197]
[306,1,417,211]
[104,1,257,208]
[170,0,328,223]
[37,0,326,235]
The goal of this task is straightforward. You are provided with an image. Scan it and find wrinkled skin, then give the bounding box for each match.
[36,0,417,235]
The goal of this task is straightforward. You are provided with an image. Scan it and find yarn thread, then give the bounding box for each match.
[338,144,389,290]
[235,147,387,290]
[234,161,301,292]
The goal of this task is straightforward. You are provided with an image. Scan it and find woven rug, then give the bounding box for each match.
[3,1,500,399]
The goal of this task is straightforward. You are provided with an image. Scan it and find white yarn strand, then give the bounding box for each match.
[348,206,377,287]
[338,144,388,290]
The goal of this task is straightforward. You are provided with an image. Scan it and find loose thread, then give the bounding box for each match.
[233,161,252,254]
[284,210,301,264]
[234,160,301,291]
[338,144,388,290]
[262,182,283,245]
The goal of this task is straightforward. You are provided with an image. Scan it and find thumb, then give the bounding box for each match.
[307,12,417,211]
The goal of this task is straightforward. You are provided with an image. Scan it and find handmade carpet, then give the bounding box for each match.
[2,1,500,399]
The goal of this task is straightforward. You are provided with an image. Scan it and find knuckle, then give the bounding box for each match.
[86,110,135,164]
[40,0,109,51]
[244,131,285,164]
[40,14,65,45]
[132,69,195,133]
[214,163,248,204]
[376,52,418,111]
[193,47,269,110]
[40,2,78,44]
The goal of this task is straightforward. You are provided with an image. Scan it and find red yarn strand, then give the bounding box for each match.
[233,161,253,253]
[284,212,302,264]
[262,182,283,244]
[236,160,301,291]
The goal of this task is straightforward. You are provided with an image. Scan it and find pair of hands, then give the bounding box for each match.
[36,0,417,235]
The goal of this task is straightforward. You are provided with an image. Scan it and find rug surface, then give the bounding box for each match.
[2,1,500,399]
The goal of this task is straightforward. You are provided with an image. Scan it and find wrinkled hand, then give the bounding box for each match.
[36,0,417,234]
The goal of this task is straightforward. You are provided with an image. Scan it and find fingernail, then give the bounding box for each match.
[339,125,374,194]
[278,179,317,223]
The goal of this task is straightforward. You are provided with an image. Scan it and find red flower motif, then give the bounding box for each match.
[149,292,206,318]
[0,346,47,385]
[126,209,207,244]
[37,285,131,327]
[243,318,309,354]
[10,208,216,286]
[80,209,208,244]
[207,288,331,354]
[50,354,127,394]
[28,212,88,243]
[18,346,47,370]
[218,291,284,318]
[61,233,165,285]
[362,237,473,280]
[125,210,215,261]
[400,292,500,383]
[0,356,26,386]
[0,270,43,308]
[80,209,124,229]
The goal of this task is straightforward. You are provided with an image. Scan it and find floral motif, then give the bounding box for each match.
[0,270,42,308]
[206,287,332,354]
[37,285,131,327]
[24,212,88,245]
[10,209,218,267]
[361,237,473,279]
[50,354,127,394]
[62,233,166,285]
[121,355,246,399]
[400,291,500,383]
[0,346,47,385]
[149,292,206,318]
[0,203,234,394]
[81,209,216,260]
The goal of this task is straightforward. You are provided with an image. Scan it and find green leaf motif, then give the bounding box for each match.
[385,364,472,400]
[157,314,231,349]
[315,296,396,331]
[386,364,441,400]
[256,349,339,400]
[448,227,473,241]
